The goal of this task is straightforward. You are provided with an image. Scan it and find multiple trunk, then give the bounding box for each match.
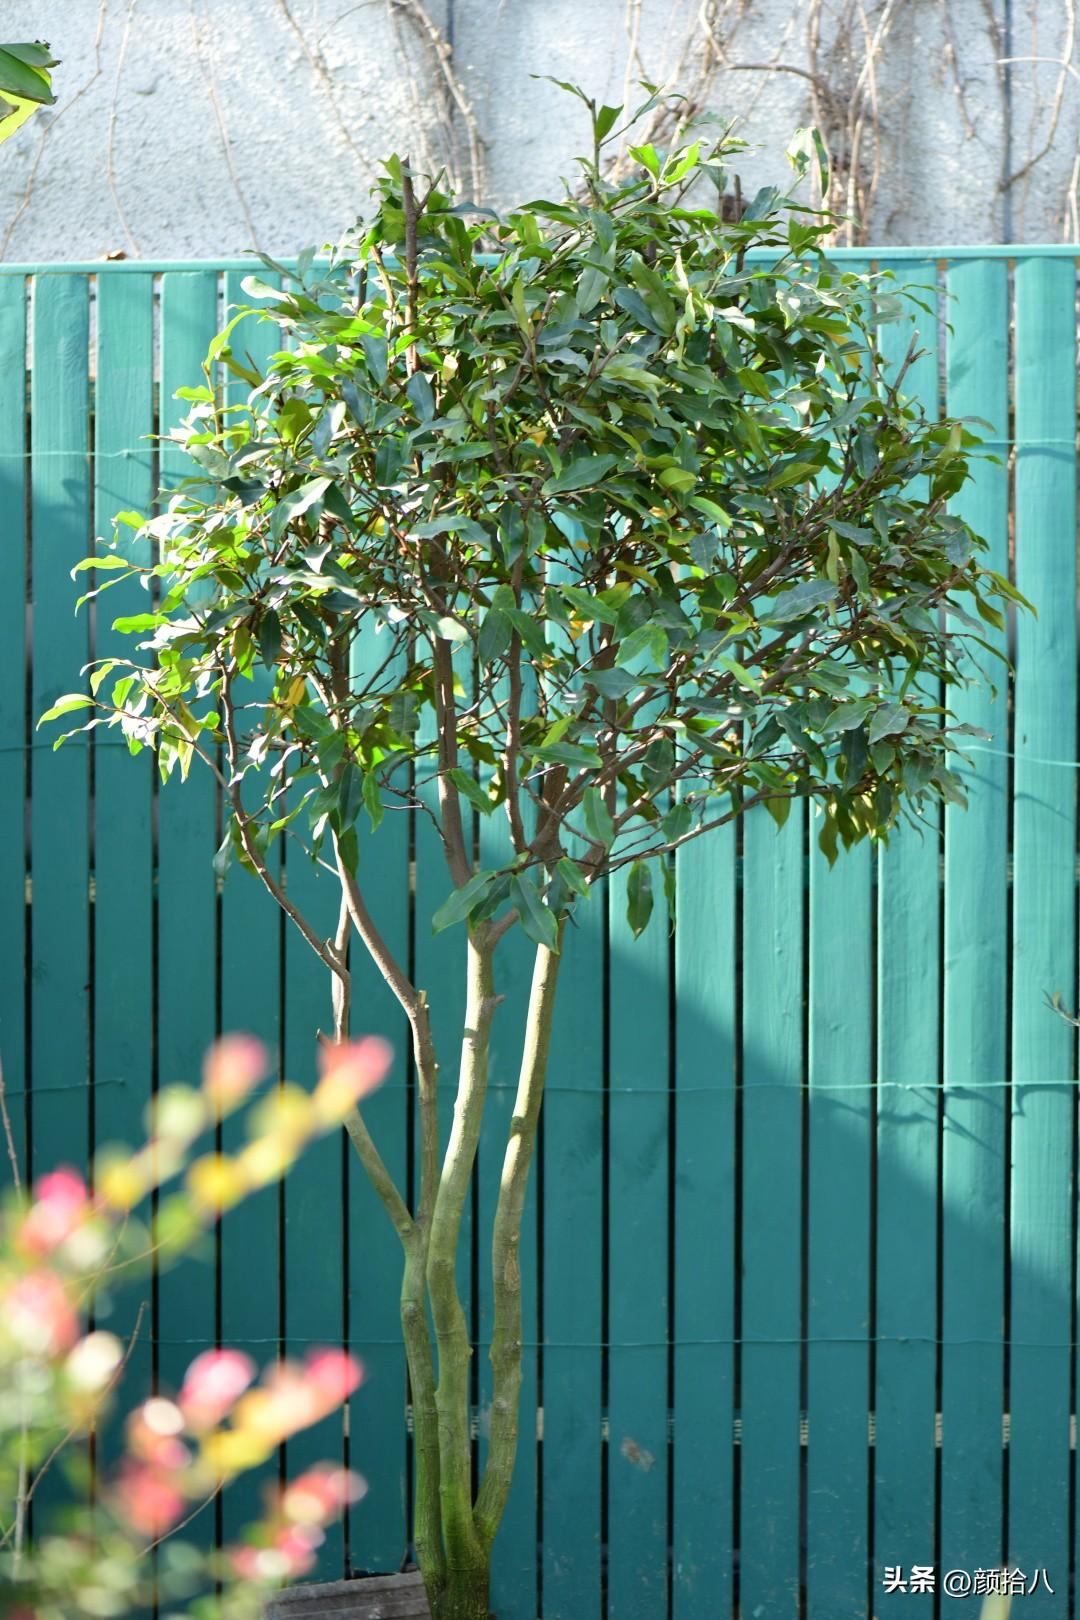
[334,910,563,1620]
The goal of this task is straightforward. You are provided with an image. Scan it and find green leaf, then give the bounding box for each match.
[628,143,660,177]
[37,693,92,726]
[478,605,512,667]
[361,335,388,383]
[449,766,495,816]
[71,553,131,576]
[626,860,654,937]
[657,466,697,493]
[432,870,496,933]
[868,702,910,743]
[542,455,617,495]
[555,856,592,898]
[576,266,608,315]
[335,763,364,830]
[112,613,161,634]
[688,495,731,528]
[269,477,332,541]
[582,787,615,847]
[587,666,638,701]
[787,125,830,196]
[767,459,822,490]
[512,875,560,951]
[560,584,620,625]
[406,371,436,420]
[363,770,384,831]
[765,580,838,624]
[594,103,621,144]
[0,45,56,108]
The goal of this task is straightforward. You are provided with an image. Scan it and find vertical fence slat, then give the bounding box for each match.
[1008,254,1077,1594]
[346,630,410,1578]
[93,271,156,1466]
[541,887,604,1620]
[28,272,91,1529]
[607,864,670,1619]
[941,257,1009,1576]
[0,276,27,1185]
[29,275,91,1174]
[873,262,942,1609]
[672,822,735,1617]
[217,271,284,1547]
[155,273,221,1544]
[807,835,873,1615]
[738,804,804,1615]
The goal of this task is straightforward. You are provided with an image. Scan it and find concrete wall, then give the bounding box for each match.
[0,0,1076,262]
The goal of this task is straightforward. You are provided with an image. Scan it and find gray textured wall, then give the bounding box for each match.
[0,0,1077,261]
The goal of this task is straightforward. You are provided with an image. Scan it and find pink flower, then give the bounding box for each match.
[312,1038,392,1123]
[274,1523,324,1575]
[127,1398,190,1470]
[18,1167,88,1256]
[4,1271,79,1355]
[303,1349,363,1414]
[111,1461,186,1537]
[281,1466,367,1524]
[202,1035,269,1107]
[179,1347,256,1429]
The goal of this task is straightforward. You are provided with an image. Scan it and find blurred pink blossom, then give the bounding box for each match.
[281,1465,366,1523]
[179,1347,256,1429]
[18,1167,88,1256]
[303,1348,364,1413]
[111,1460,186,1537]
[202,1035,269,1107]
[5,1270,79,1354]
[312,1038,392,1122]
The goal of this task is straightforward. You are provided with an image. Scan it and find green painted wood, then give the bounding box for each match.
[739,804,804,1616]
[872,262,941,1610]
[0,276,27,1186]
[155,271,221,1553]
[92,272,156,1470]
[672,820,735,1618]
[10,253,1080,1618]
[28,273,91,1532]
[607,859,670,1620]
[346,629,410,1578]
[541,884,604,1620]
[218,273,284,1547]
[807,833,872,1616]
[1008,255,1076,1590]
[940,257,1009,1576]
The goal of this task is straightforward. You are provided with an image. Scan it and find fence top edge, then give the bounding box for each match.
[1,244,1078,276]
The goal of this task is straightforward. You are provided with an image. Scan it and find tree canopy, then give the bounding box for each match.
[52,90,1019,948]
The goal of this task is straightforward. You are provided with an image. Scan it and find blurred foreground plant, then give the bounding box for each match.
[0,1034,389,1618]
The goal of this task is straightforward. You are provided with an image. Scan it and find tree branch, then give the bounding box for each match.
[474,930,563,1545]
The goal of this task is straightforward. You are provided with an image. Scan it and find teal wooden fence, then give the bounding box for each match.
[0,248,1077,1617]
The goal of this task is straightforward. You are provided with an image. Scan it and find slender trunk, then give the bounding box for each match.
[425,932,498,1588]
[474,933,563,1546]
[428,1562,491,1620]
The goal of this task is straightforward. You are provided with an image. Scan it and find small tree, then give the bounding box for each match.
[51,90,1018,1620]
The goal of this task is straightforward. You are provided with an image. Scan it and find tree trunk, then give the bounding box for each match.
[426,1558,492,1620]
